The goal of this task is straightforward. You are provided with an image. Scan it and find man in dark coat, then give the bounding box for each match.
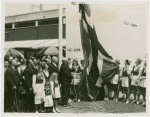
[48,56,58,76]
[59,58,73,107]
[6,59,20,112]
[24,59,34,112]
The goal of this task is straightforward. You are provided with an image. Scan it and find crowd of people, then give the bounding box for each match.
[105,59,147,106]
[4,55,86,113]
[4,55,146,113]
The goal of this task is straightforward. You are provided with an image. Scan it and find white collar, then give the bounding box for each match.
[53,63,57,67]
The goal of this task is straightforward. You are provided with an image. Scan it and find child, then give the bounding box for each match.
[50,73,61,113]
[43,89,53,113]
[33,72,45,113]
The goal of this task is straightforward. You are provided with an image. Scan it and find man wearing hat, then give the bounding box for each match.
[59,58,73,107]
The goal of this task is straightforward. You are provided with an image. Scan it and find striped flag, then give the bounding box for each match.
[79,4,119,100]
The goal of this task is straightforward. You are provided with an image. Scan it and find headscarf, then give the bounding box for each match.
[125,59,131,65]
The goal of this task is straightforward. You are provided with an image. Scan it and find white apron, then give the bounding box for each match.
[131,75,139,86]
[34,84,45,104]
[54,86,61,98]
[44,95,53,107]
[111,74,119,84]
[139,76,146,87]
[71,73,81,85]
[121,77,129,87]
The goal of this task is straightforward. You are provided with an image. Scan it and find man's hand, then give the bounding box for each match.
[12,86,16,90]
[29,88,32,91]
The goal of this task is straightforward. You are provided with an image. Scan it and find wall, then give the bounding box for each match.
[5,24,66,41]
[66,4,148,66]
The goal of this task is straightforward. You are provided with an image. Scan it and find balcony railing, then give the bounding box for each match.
[5,24,66,41]
[5,8,66,23]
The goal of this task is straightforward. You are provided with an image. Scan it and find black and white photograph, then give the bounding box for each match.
[2,1,149,115]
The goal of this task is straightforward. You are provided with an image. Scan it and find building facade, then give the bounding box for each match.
[5,8,66,58]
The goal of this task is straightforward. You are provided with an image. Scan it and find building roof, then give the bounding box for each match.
[4,39,66,49]
[5,8,66,24]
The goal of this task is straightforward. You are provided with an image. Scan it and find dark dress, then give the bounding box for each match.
[131,66,140,94]
[109,68,121,92]
[71,66,81,99]
[139,68,146,95]
[121,67,131,94]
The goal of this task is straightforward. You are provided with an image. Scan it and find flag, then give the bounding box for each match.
[78,4,119,100]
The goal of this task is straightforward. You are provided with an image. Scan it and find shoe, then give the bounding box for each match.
[113,98,116,101]
[125,100,130,104]
[115,98,118,102]
[55,108,60,113]
[136,101,140,105]
[105,97,109,101]
[142,102,145,106]
[68,99,72,102]
[122,99,126,102]
[131,100,136,103]
[39,110,45,113]
[52,109,57,113]
[77,99,80,103]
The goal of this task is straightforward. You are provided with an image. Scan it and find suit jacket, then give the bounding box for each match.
[59,63,73,85]
[24,66,34,92]
[48,63,58,76]
[5,66,20,89]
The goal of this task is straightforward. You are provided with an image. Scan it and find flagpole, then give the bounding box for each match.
[59,4,62,69]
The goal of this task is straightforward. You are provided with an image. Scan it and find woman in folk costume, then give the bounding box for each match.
[41,62,53,112]
[32,67,45,113]
[71,58,82,102]
[110,60,122,102]
[50,73,61,113]
[120,60,132,104]
[130,58,143,105]
[139,60,147,106]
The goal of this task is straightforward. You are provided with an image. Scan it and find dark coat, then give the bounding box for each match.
[48,63,58,76]
[24,66,34,92]
[59,63,73,85]
[5,66,20,90]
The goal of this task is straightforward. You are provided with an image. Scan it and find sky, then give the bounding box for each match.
[5,3,148,66]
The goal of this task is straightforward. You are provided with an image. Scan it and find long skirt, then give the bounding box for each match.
[109,74,119,92]
[44,95,53,107]
[139,76,146,95]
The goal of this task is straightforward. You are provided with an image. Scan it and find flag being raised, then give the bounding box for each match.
[79,4,119,101]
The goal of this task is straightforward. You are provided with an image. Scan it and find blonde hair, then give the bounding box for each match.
[50,72,58,81]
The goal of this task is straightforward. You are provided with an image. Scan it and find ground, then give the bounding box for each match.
[58,100,146,113]
[5,100,146,114]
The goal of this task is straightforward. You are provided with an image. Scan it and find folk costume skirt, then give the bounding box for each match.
[139,76,146,95]
[130,75,139,94]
